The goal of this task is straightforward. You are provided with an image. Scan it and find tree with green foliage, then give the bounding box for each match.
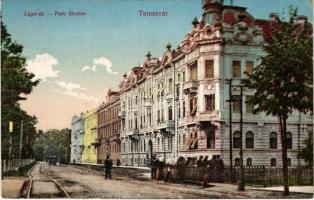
[1,22,40,161]
[33,129,71,164]
[242,8,312,196]
[298,133,313,168]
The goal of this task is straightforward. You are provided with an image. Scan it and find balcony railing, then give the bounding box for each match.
[183,81,198,95]
[196,110,219,121]
[91,138,101,146]
[118,111,126,119]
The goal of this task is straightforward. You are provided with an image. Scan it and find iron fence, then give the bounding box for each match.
[162,165,313,187]
[1,159,35,173]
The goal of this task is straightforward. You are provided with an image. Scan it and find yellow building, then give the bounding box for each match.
[82,109,98,164]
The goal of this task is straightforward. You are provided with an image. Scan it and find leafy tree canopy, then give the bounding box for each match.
[242,8,313,117]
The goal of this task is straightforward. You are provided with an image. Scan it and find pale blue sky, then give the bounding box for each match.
[2,0,312,130]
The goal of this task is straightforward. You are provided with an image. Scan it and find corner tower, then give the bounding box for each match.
[202,0,224,25]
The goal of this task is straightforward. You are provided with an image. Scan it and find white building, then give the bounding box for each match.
[70,113,84,163]
[118,0,312,167]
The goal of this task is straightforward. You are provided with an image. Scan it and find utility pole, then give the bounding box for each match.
[238,86,245,191]
[19,120,24,167]
[226,79,233,182]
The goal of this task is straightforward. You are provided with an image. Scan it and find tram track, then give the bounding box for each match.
[27,162,71,198]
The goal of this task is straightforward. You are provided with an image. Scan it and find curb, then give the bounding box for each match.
[250,187,314,195]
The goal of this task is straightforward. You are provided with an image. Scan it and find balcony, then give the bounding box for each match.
[110,134,120,142]
[118,111,126,119]
[91,138,101,146]
[183,81,198,95]
[125,129,138,136]
[166,120,174,132]
[196,110,219,122]
[125,129,139,140]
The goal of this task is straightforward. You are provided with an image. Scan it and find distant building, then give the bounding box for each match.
[70,113,84,163]
[82,109,98,164]
[118,0,312,167]
[97,89,121,165]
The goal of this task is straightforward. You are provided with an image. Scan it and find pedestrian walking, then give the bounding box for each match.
[104,155,113,179]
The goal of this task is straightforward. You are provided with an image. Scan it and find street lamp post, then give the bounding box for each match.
[238,86,245,191]
[228,82,245,191]
[226,79,233,182]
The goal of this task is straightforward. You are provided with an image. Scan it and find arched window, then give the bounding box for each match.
[207,129,215,149]
[235,158,241,166]
[270,132,277,149]
[233,131,241,148]
[287,158,291,166]
[286,132,292,149]
[271,158,276,166]
[246,131,254,149]
[247,158,252,166]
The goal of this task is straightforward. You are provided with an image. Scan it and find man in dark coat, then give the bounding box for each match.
[150,154,157,179]
[104,155,113,179]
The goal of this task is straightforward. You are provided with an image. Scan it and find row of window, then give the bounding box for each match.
[98,142,121,155]
[98,105,120,123]
[121,138,173,153]
[190,60,254,81]
[189,60,254,81]
[235,157,292,167]
[99,121,121,139]
[178,131,294,150]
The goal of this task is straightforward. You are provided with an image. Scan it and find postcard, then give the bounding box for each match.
[1,0,313,199]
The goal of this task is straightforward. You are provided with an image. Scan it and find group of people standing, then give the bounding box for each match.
[150,154,225,185]
[202,155,225,187]
[180,155,224,170]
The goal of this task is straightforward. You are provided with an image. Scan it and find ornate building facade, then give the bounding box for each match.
[82,109,98,164]
[70,113,84,163]
[119,0,312,167]
[97,90,121,165]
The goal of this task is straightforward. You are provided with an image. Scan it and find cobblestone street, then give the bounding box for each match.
[43,164,312,199]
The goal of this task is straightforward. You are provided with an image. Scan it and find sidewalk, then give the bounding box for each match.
[2,177,26,198]
[251,186,314,194]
